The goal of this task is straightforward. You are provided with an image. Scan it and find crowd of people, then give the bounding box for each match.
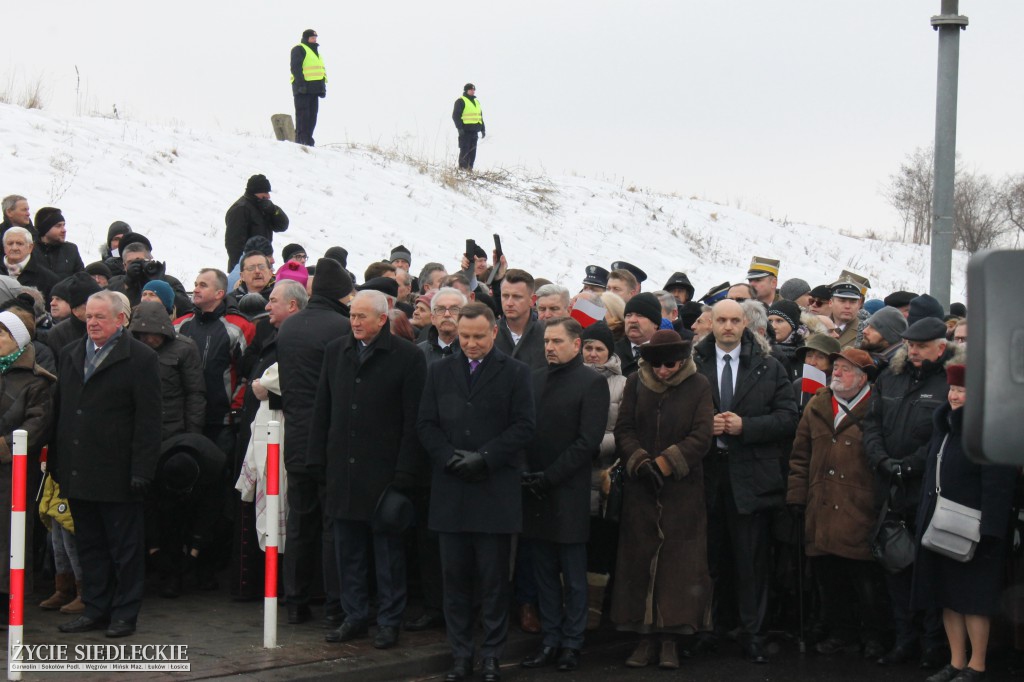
[0,183,1014,682]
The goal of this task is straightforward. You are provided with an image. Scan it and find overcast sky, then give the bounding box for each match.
[5,1,1022,236]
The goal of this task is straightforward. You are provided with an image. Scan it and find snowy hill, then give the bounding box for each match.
[0,104,967,301]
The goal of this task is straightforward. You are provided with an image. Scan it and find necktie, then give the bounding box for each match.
[721,354,733,412]
[469,359,480,374]
[633,346,641,359]
[441,345,453,356]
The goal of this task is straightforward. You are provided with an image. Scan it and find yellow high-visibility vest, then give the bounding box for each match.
[291,43,326,83]
[460,96,482,125]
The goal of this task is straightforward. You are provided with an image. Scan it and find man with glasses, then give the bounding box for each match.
[230,251,275,302]
[806,285,833,318]
[291,29,326,146]
[420,287,466,365]
[282,243,307,264]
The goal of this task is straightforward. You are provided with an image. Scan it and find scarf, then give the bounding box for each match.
[0,347,25,374]
[831,384,870,430]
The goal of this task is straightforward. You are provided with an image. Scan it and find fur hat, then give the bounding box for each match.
[639,329,693,366]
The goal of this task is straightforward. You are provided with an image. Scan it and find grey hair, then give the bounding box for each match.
[122,242,151,257]
[273,280,308,310]
[535,283,570,306]
[1,195,26,215]
[418,262,446,293]
[653,290,677,316]
[353,289,388,315]
[88,290,128,317]
[740,299,768,336]
[431,286,467,312]
[2,226,33,243]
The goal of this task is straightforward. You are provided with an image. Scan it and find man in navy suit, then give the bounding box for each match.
[417,302,536,682]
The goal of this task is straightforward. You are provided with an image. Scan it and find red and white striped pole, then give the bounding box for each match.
[263,421,281,648]
[7,429,28,681]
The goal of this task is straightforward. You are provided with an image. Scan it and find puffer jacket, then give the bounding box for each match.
[587,353,627,514]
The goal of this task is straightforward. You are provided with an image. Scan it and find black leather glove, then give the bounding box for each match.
[636,459,664,495]
[130,476,151,497]
[451,450,488,483]
[879,458,904,478]
[125,259,145,284]
[257,197,275,214]
[393,470,417,492]
[444,450,466,474]
[480,130,486,139]
[521,472,549,499]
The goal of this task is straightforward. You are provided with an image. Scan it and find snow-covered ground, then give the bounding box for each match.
[0,104,967,301]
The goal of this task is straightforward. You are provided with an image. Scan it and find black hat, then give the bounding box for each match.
[463,83,476,92]
[159,452,201,495]
[678,301,703,330]
[663,272,695,300]
[610,261,647,284]
[767,300,802,332]
[907,294,944,326]
[118,232,153,253]
[373,485,414,534]
[949,302,966,318]
[106,220,131,247]
[883,290,917,309]
[901,317,948,342]
[246,174,272,194]
[282,243,306,262]
[243,235,273,257]
[357,276,400,298]
[67,271,102,308]
[809,284,833,301]
[85,261,112,280]
[700,281,730,305]
[238,293,269,318]
[324,246,349,268]
[639,329,693,365]
[582,265,609,289]
[34,207,65,235]
[580,321,614,355]
[623,292,662,327]
[312,257,354,300]
[389,245,412,265]
[50,277,72,303]
[831,281,863,300]
[301,28,317,40]
[158,433,226,492]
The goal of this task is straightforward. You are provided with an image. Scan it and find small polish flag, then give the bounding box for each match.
[800,364,827,395]
[570,297,606,328]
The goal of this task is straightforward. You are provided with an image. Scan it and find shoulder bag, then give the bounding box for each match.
[870,477,917,574]
[921,435,982,562]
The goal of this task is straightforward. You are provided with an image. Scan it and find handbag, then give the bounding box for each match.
[602,459,625,523]
[870,478,917,574]
[921,435,982,562]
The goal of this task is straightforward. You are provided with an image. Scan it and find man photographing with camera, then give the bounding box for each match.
[106,237,191,313]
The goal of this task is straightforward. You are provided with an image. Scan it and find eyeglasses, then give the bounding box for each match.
[809,298,831,306]
[649,360,679,369]
[291,254,307,262]
[435,306,462,316]
[243,264,269,273]
[953,336,967,343]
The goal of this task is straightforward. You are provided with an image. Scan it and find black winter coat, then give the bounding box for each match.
[34,240,84,280]
[693,330,799,514]
[44,315,86,358]
[862,345,953,516]
[308,327,426,521]
[50,331,162,501]
[522,355,610,544]
[417,348,536,534]
[614,337,640,377]
[224,195,289,271]
[275,296,351,471]
[418,325,459,367]
[496,317,547,371]
[0,256,59,299]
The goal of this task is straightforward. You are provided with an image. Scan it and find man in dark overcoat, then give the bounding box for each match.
[308,290,426,650]
[50,291,162,637]
[519,317,609,672]
[417,302,536,682]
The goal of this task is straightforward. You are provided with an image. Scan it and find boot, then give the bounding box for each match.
[39,573,75,610]
[59,582,85,614]
[586,572,609,631]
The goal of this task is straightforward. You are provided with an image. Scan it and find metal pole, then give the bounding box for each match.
[263,421,281,649]
[929,0,968,310]
[7,430,28,681]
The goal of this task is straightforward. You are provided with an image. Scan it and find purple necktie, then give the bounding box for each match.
[469,359,481,374]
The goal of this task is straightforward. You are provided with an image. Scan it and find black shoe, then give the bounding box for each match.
[951,667,987,681]
[521,645,559,668]
[287,604,312,625]
[324,610,345,629]
[159,573,181,599]
[105,619,136,638]
[743,640,769,664]
[878,642,919,666]
[373,625,399,649]
[481,656,501,682]
[325,621,368,643]
[921,645,951,669]
[557,648,581,672]
[688,633,718,656]
[58,615,106,633]
[815,636,860,655]
[926,664,964,682]
[405,612,445,632]
[445,657,473,682]
[863,639,886,660]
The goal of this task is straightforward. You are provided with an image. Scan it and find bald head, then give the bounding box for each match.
[711,299,746,351]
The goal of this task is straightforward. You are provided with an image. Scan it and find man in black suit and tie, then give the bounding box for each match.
[417,302,536,682]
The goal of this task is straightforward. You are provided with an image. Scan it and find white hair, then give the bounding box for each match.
[353,289,388,315]
[431,286,468,312]
[3,226,33,244]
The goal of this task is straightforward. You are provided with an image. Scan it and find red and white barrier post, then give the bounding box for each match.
[7,429,28,681]
[263,421,281,648]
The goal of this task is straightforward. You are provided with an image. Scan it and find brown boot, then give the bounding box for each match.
[39,573,75,610]
[625,638,655,668]
[586,572,609,631]
[60,582,85,614]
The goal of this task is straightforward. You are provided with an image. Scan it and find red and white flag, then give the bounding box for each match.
[800,364,827,395]
[570,297,606,328]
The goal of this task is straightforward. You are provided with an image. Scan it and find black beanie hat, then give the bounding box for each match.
[246,174,272,195]
[282,243,306,262]
[301,29,317,40]
[767,300,802,332]
[324,246,349,268]
[312,257,354,300]
[50,277,72,303]
[580,321,615,356]
[160,452,201,495]
[85,261,113,280]
[34,207,65,235]
[118,232,153,253]
[624,292,662,327]
[464,83,476,93]
[67,271,102,308]
[390,245,412,265]
[243,235,274,257]
[907,294,944,326]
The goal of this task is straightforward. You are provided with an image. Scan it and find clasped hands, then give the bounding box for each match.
[445,449,489,483]
[713,412,743,436]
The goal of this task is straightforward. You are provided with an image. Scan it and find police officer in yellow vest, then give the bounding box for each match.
[290,29,327,147]
[452,83,486,170]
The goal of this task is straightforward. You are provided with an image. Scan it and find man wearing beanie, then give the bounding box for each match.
[85,261,112,287]
[389,245,412,271]
[907,294,944,327]
[34,207,85,280]
[779,278,811,307]
[860,307,907,365]
[453,83,486,170]
[141,280,176,316]
[44,272,101,357]
[615,292,661,377]
[281,243,307,264]
[291,29,326,146]
[274,257,353,623]
[224,175,290,272]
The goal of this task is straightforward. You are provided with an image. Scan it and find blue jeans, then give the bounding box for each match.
[333,519,406,628]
